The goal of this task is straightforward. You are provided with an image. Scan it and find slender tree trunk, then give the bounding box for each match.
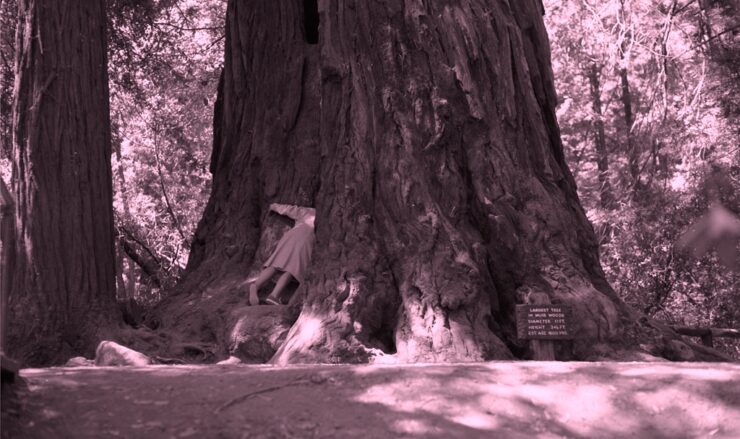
[657,0,678,125]
[697,0,714,50]
[125,252,137,299]
[113,136,132,219]
[118,226,163,288]
[621,70,644,196]
[113,128,129,301]
[154,135,188,248]
[167,0,722,364]
[587,64,613,210]
[112,135,137,299]
[8,0,117,365]
[618,1,640,194]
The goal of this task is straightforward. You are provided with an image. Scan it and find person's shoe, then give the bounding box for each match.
[265,297,282,306]
[217,356,242,365]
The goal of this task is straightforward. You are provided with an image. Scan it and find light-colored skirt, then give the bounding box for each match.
[263,223,315,283]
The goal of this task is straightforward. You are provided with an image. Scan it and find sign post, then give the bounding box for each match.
[516,292,573,360]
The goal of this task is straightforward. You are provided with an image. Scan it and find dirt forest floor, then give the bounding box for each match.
[2,361,739,439]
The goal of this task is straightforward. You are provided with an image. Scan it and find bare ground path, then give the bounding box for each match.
[2,362,739,438]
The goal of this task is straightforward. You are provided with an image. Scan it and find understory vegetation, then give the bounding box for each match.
[545,0,739,356]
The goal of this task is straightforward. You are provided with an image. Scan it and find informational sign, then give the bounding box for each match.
[516,304,573,340]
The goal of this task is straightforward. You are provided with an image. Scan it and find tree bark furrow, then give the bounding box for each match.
[163,0,723,364]
[9,0,117,365]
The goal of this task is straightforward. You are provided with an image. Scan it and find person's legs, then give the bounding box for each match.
[249,266,277,305]
[265,271,294,304]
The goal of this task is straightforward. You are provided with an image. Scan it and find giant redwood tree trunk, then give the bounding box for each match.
[7,0,117,365]
[172,0,722,363]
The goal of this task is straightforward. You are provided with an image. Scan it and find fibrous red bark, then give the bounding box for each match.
[275,0,612,363]
[169,0,725,364]
[8,0,117,365]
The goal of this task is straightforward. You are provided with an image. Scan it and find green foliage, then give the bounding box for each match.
[545,0,739,357]
[108,0,225,302]
[0,0,224,301]
[0,0,15,183]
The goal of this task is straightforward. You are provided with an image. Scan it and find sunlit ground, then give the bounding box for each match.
[6,361,738,439]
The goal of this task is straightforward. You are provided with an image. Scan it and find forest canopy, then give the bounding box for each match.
[545,0,739,356]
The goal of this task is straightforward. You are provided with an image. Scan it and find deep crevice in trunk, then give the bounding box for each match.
[303,0,320,45]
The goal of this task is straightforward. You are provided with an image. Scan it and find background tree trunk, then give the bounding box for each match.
[618,0,640,195]
[8,0,117,365]
[587,63,613,210]
[166,0,724,364]
[619,65,639,192]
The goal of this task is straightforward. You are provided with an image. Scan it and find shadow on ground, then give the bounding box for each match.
[2,362,739,438]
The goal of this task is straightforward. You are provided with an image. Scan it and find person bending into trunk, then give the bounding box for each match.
[248,203,316,306]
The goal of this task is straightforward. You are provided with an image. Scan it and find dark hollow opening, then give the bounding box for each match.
[303,0,319,44]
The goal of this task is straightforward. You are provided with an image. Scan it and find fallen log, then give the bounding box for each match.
[670,326,740,348]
